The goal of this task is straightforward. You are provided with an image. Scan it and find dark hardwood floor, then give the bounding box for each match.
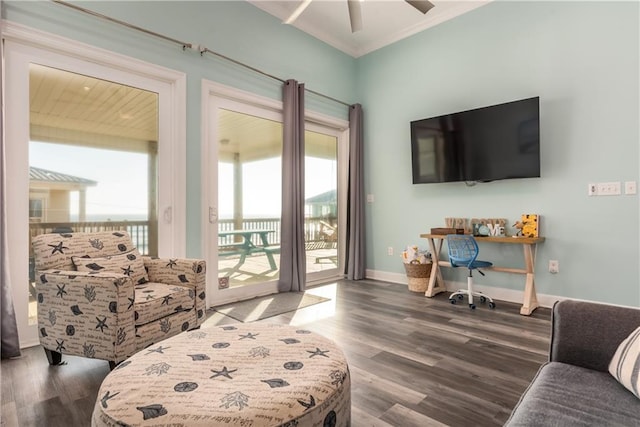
[1,279,551,426]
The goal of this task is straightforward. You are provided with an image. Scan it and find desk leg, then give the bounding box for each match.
[425,238,446,297]
[520,244,539,316]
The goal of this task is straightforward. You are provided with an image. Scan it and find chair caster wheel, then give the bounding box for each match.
[469,304,476,310]
[488,302,496,309]
[449,299,456,305]
[458,295,464,300]
[480,296,486,303]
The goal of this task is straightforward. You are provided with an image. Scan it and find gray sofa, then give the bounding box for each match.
[506,300,640,426]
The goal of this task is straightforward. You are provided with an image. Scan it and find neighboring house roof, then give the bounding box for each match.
[305,189,336,205]
[29,166,97,186]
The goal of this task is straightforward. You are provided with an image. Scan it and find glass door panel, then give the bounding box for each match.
[28,64,159,326]
[305,129,339,280]
[217,109,282,289]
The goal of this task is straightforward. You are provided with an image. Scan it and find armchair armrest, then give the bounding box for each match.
[36,269,136,363]
[143,257,206,289]
[550,300,640,371]
[143,257,207,325]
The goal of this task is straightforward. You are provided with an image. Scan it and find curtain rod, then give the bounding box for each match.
[52,0,351,108]
[52,0,192,49]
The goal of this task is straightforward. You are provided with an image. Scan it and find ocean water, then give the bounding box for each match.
[70,214,148,222]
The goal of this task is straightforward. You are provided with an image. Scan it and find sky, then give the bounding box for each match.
[218,156,336,219]
[30,141,149,219]
[30,141,336,220]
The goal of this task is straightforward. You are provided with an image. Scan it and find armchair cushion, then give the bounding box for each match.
[133,282,194,326]
[72,249,149,285]
[33,231,136,271]
[609,326,640,399]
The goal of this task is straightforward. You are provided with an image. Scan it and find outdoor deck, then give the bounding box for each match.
[218,247,338,287]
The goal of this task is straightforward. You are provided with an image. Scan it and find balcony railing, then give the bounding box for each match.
[218,216,336,248]
[29,216,336,253]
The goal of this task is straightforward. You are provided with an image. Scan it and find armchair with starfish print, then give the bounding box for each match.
[32,231,206,368]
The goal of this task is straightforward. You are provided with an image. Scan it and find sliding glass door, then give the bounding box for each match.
[304,125,342,283]
[27,64,159,327]
[203,82,348,305]
[216,108,283,289]
[4,30,185,348]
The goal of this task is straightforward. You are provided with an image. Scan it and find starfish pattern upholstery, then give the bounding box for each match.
[32,231,206,365]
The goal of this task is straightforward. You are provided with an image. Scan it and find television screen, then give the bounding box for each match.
[410,97,540,184]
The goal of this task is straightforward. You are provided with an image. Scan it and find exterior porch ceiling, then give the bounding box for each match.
[29,65,336,162]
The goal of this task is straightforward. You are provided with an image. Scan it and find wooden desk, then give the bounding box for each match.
[419,234,545,315]
[218,229,278,271]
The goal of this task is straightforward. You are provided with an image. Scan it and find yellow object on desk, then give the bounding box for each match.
[419,233,545,315]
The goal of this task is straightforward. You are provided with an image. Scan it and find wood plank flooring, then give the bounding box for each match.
[1,279,550,427]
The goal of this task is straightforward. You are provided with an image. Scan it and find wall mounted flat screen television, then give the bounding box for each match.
[410,97,540,184]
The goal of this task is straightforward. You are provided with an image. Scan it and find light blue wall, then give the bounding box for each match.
[3,0,357,257]
[357,1,639,305]
[5,1,639,305]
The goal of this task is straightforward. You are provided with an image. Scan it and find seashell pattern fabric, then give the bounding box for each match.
[32,231,206,364]
[133,282,194,327]
[33,231,136,272]
[92,323,351,427]
[72,248,149,285]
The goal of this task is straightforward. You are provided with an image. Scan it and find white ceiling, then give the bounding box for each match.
[248,0,493,57]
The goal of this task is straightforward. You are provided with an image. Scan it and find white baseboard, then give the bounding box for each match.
[365,269,639,310]
[365,268,563,309]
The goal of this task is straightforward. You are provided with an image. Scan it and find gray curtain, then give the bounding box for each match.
[278,79,306,292]
[345,104,366,280]
[1,31,22,358]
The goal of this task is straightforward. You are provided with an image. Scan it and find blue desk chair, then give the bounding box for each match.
[446,234,496,310]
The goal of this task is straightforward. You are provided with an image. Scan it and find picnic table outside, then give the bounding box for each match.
[218,229,279,271]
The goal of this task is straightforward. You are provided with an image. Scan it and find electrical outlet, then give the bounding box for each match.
[387,247,394,256]
[597,182,621,196]
[625,181,637,195]
[548,260,559,274]
[367,194,375,203]
[588,183,597,196]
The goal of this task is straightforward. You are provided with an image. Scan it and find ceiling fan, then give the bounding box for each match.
[284,0,435,33]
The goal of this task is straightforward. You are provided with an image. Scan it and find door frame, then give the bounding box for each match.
[3,21,187,348]
[201,80,349,307]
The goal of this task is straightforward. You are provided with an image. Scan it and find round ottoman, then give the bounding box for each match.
[92,323,350,426]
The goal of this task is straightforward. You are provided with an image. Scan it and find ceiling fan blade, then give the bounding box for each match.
[405,0,435,15]
[284,0,313,25]
[347,0,363,33]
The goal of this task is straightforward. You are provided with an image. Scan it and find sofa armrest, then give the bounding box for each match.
[550,300,640,371]
[36,269,136,363]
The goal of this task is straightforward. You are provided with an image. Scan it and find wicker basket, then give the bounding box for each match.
[404,262,432,292]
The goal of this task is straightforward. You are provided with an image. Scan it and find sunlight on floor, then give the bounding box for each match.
[289,282,337,326]
[244,297,277,321]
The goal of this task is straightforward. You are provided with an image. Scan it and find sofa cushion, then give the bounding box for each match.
[609,326,640,399]
[133,282,194,326]
[73,249,149,285]
[505,362,640,426]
